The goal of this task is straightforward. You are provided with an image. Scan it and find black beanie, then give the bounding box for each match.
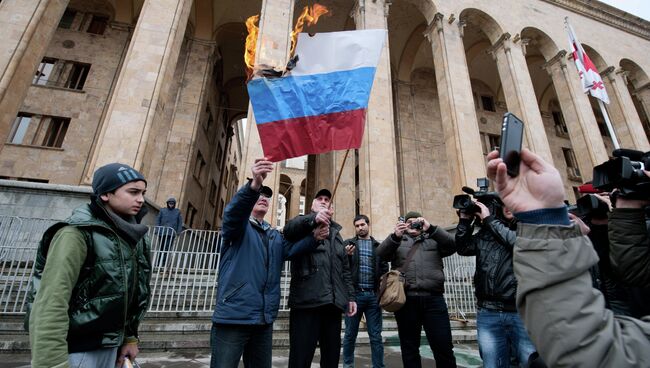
[92,163,146,195]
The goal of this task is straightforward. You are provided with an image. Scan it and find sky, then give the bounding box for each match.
[598,0,650,21]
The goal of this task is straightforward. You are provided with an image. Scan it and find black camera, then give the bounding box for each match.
[409,221,423,230]
[593,149,650,199]
[569,194,610,218]
[453,194,480,213]
[453,178,501,215]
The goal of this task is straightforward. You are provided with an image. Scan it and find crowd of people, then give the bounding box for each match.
[25,148,650,368]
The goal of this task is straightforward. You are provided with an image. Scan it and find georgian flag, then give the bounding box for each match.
[565,18,610,104]
[247,30,386,162]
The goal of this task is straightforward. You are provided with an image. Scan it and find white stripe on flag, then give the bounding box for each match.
[290,29,386,76]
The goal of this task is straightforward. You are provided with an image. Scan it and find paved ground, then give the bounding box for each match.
[0,344,482,367]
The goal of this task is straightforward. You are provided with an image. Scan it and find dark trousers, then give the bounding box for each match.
[210,323,273,368]
[289,304,343,368]
[394,295,457,368]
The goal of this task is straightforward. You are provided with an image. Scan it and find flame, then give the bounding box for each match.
[244,14,260,76]
[290,4,330,57]
[244,4,329,78]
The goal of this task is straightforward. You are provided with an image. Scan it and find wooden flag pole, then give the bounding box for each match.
[329,149,350,206]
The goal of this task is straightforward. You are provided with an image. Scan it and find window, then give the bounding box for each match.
[563,148,581,179]
[33,58,91,91]
[8,114,70,148]
[9,114,33,144]
[41,117,70,148]
[58,9,77,29]
[186,202,197,228]
[86,15,108,35]
[65,63,90,90]
[215,144,223,165]
[552,111,569,137]
[218,199,225,219]
[0,176,49,183]
[204,221,212,230]
[481,95,496,112]
[193,151,206,182]
[209,180,217,205]
[480,132,500,156]
[33,59,56,85]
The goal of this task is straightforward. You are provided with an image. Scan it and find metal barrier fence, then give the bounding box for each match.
[0,216,477,317]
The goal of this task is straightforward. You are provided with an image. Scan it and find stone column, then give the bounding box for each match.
[87,0,193,180]
[0,0,69,148]
[426,14,485,192]
[602,67,650,151]
[239,0,295,226]
[155,40,215,205]
[289,180,302,218]
[352,0,400,238]
[543,51,608,180]
[488,33,553,163]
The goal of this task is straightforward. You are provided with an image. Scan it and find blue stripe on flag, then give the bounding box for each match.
[247,67,376,124]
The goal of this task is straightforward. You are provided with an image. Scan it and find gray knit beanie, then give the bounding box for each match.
[92,163,146,195]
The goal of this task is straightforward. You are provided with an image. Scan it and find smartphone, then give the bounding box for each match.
[499,113,524,177]
[398,216,405,223]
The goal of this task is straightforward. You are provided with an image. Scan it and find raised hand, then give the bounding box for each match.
[315,208,332,226]
[486,149,566,213]
[313,224,330,240]
[250,158,273,191]
[394,221,409,238]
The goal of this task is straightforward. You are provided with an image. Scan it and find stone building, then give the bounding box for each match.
[1,0,649,237]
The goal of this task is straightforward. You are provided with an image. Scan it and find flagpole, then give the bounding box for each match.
[329,149,350,206]
[597,99,620,149]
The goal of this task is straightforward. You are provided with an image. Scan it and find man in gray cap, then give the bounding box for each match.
[155,197,183,267]
[27,162,151,368]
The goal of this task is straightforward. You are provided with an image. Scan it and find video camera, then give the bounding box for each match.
[569,194,610,218]
[453,178,502,216]
[593,149,650,199]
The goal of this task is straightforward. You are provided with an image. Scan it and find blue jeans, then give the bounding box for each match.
[342,291,385,368]
[477,308,536,368]
[210,323,273,368]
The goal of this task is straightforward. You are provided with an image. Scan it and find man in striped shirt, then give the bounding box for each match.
[342,215,389,368]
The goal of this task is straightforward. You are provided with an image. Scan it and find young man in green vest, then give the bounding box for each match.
[27,163,152,368]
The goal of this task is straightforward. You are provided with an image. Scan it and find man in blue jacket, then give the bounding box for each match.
[210,158,326,368]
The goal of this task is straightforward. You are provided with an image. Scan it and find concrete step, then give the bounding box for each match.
[0,313,477,353]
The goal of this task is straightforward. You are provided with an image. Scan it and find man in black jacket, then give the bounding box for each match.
[456,200,536,368]
[282,188,357,368]
[342,215,388,368]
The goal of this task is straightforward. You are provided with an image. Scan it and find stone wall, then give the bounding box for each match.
[0,180,159,225]
[0,20,130,184]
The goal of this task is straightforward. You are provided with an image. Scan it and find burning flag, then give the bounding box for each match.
[247,29,386,162]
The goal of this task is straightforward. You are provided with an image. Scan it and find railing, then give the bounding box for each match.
[0,217,477,317]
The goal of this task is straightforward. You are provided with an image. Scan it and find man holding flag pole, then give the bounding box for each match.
[565,17,620,149]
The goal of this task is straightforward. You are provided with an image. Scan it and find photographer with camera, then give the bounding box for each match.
[486,148,650,367]
[569,190,637,317]
[377,212,457,368]
[455,190,536,368]
[592,149,650,288]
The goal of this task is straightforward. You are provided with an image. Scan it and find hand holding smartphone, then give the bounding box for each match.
[499,113,525,177]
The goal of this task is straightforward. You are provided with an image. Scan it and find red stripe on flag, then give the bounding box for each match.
[257,109,367,162]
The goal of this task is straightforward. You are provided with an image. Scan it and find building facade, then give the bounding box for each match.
[1,0,649,237]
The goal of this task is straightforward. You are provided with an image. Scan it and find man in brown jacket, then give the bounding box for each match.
[487,148,650,367]
[377,212,457,368]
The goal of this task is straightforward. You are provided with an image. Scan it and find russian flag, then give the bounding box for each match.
[247,29,386,162]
